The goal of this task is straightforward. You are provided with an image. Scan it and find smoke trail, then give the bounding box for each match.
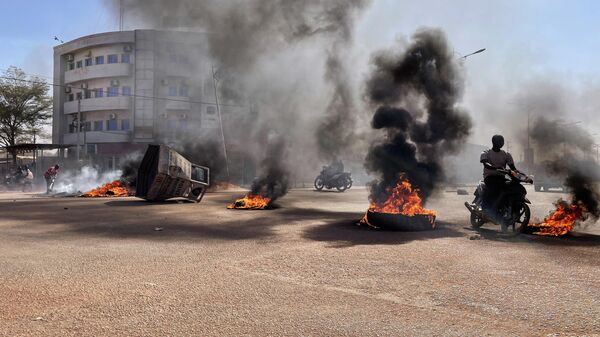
[314,1,369,162]
[53,166,122,194]
[109,0,370,199]
[531,117,600,220]
[363,28,472,203]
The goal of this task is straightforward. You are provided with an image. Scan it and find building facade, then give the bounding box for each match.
[53,30,226,169]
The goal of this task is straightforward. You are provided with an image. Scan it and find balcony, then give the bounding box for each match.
[63,130,131,144]
[64,96,132,114]
[165,97,191,110]
[65,63,132,84]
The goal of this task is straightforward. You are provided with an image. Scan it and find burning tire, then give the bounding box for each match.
[364,211,436,231]
[314,176,324,191]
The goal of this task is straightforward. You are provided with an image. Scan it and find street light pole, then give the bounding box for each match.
[459,48,486,60]
[212,65,230,182]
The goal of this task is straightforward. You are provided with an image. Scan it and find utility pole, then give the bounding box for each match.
[32,129,36,170]
[76,97,81,161]
[119,0,124,31]
[212,65,230,181]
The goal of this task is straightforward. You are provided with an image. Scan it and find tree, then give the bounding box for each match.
[0,67,52,163]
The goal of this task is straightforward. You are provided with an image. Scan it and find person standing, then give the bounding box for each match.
[43,164,60,194]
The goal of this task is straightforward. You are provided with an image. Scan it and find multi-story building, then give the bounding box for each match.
[53,30,230,170]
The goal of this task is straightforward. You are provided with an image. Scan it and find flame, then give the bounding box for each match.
[360,175,436,227]
[82,180,131,198]
[227,194,272,210]
[530,200,585,236]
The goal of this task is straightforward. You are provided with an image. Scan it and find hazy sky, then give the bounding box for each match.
[1,0,599,151]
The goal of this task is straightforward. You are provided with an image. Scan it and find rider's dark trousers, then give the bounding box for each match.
[482,175,506,209]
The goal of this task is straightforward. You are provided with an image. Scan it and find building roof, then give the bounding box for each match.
[4,143,73,153]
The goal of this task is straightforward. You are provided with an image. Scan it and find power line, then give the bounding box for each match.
[0,74,247,109]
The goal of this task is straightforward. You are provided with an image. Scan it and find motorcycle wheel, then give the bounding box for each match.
[470,212,485,229]
[314,176,325,191]
[514,203,532,234]
[344,177,353,190]
[336,181,347,192]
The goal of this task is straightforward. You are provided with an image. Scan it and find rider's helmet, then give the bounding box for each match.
[492,134,504,149]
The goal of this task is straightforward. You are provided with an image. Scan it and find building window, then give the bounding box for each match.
[68,93,74,102]
[86,144,96,155]
[94,88,103,98]
[83,121,91,131]
[76,60,83,68]
[107,119,118,131]
[168,86,178,96]
[107,87,119,97]
[95,56,104,65]
[121,53,130,63]
[206,106,216,115]
[179,86,188,97]
[85,58,92,66]
[68,62,74,70]
[121,119,130,130]
[122,86,131,96]
[76,92,82,100]
[108,54,118,64]
[94,120,103,131]
[84,89,92,99]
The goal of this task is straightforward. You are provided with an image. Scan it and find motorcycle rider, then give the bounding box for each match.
[329,159,344,178]
[479,135,520,214]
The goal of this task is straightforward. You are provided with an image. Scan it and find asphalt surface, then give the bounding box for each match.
[0,186,599,336]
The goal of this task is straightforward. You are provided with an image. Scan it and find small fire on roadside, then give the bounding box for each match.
[227,194,272,210]
[530,200,585,236]
[81,180,132,198]
[360,174,436,228]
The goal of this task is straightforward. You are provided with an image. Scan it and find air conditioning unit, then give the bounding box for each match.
[123,44,133,52]
[64,86,72,93]
[161,113,168,119]
[180,114,187,119]
[110,79,120,86]
[161,79,169,86]
[109,113,117,120]
[81,83,88,89]
[66,54,74,62]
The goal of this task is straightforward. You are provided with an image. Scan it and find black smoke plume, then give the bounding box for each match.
[531,117,600,220]
[249,131,289,201]
[109,0,370,200]
[364,28,471,204]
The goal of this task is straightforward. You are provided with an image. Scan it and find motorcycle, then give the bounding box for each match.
[3,171,33,192]
[464,168,533,233]
[314,167,353,192]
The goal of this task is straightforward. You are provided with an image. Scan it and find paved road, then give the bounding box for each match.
[0,187,599,336]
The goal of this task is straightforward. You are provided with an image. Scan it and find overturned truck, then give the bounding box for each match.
[136,145,210,202]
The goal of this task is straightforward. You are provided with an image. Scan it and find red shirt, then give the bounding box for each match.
[44,167,58,178]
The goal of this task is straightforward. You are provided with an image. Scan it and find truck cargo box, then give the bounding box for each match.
[136,145,210,202]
